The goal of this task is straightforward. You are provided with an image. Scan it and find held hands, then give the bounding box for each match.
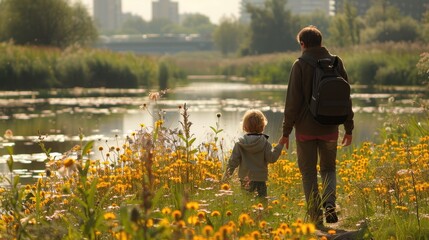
[278,136,289,150]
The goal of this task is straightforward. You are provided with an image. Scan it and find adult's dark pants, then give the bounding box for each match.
[296,139,337,222]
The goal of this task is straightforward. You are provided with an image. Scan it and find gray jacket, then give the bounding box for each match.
[226,134,283,181]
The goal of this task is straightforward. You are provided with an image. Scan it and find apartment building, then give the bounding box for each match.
[152,0,179,24]
[93,0,122,32]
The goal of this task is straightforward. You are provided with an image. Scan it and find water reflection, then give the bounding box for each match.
[0,83,428,183]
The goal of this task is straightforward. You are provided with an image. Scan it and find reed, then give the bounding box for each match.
[0,43,184,90]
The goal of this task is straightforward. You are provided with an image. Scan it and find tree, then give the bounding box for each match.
[147,19,175,34]
[418,10,429,43]
[181,13,215,37]
[360,1,419,43]
[0,0,97,48]
[213,16,245,56]
[120,13,149,34]
[158,62,169,90]
[368,17,419,43]
[295,10,330,40]
[243,0,295,55]
[328,1,360,47]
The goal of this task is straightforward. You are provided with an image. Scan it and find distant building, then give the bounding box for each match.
[240,0,332,23]
[93,0,122,32]
[334,0,428,20]
[152,0,179,24]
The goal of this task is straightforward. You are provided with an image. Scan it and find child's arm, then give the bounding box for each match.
[222,144,240,181]
[265,139,284,163]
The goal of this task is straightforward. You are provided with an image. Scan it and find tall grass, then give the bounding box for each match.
[0,42,185,90]
[1,91,428,239]
[170,43,428,86]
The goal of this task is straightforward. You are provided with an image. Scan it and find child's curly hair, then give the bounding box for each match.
[241,109,267,133]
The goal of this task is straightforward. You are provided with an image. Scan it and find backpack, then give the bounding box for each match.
[299,55,351,125]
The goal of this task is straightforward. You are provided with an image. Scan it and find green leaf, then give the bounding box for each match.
[6,145,13,155]
[188,138,196,146]
[82,140,94,158]
[5,146,14,172]
[13,175,20,187]
[178,134,187,142]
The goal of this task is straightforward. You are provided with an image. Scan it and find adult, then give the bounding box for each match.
[280,25,354,226]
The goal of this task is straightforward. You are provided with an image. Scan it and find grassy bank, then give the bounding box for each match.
[1,42,427,90]
[0,42,186,90]
[0,94,428,239]
[169,42,428,86]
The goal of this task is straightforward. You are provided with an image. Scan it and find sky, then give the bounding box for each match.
[78,0,241,24]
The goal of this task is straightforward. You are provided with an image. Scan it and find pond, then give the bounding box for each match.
[0,82,428,184]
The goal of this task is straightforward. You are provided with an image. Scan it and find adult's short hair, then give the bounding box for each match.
[297,25,322,48]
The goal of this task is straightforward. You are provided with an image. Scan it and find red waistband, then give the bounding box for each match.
[296,132,339,142]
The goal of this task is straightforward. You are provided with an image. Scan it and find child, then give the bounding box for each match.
[223,109,284,198]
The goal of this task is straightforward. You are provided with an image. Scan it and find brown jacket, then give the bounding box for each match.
[282,47,354,137]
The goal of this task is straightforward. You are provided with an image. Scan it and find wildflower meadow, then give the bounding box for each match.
[0,93,428,240]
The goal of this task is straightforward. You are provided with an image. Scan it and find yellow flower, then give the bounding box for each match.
[279,223,289,229]
[187,215,198,225]
[162,207,171,215]
[203,225,214,236]
[186,201,199,210]
[103,212,116,220]
[219,225,232,235]
[221,183,230,190]
[238,213,250,224]
[211,211,221,217]
[63,158,75,168]
[176,220,186,228]
[251,230,261,238]
[172,210,182,220]
[115,231,129,240]
[225,210,232,216]
[259,220,267,228]
[328,229,337,235]
[197,211,206,219]
[301,223,316,235]
[146,219,154,227]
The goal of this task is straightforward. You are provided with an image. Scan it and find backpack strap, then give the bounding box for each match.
[299,55,338,69]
